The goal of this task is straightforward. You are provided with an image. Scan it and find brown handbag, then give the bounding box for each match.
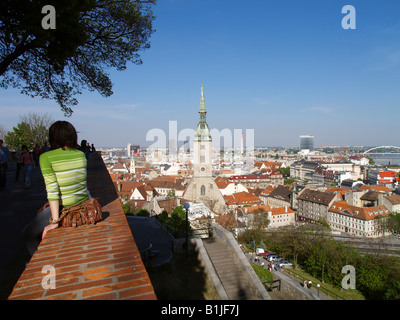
[49,198,102,228]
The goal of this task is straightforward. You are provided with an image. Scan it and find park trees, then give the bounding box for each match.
[237,210,270,247]
[258,224,400,299]
[385,212,400,236]
[4,112,53,150]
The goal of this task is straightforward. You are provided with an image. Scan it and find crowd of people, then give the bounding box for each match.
[0,137,95,190]
[1,121,97,256]
[251,255,281,271]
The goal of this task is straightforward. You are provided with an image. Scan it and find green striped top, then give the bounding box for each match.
[40,148,89,207]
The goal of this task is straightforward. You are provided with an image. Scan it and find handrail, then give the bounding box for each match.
[263,279,281,291]
[140,243,152,255]
[284,268,346,300]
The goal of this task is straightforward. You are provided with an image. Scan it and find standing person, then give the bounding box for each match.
[0,139,10,189]
[41,141,50,153]
[15,146,24,181]
[20,145,35,189]
[79,139,90,160]
[33,144,41,166]
[23,121,89,256]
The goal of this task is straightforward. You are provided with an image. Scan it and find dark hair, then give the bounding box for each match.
[48,121,78,150]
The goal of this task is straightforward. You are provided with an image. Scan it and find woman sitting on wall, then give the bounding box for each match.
[24,121,89,256]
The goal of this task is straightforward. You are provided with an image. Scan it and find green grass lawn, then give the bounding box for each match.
[250,262,273,284]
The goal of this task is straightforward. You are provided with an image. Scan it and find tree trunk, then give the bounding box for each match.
[0,41,36,76]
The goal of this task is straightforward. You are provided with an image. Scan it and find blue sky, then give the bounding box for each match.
[1,0,400,148]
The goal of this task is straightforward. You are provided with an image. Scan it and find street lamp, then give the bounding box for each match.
[183,202,190,257]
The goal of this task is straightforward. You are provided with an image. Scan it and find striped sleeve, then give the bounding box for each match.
[40,151,60,201]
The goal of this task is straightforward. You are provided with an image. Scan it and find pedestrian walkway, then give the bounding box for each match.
[245,252,332,300]
[0,160,46,299]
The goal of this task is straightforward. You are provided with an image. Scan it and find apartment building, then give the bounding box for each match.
[329,201,391,237]
[229,171,283,188]
[297,189,337,223]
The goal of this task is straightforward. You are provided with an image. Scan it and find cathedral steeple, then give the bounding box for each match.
[183,85,227,214]
[199,84,206,115]
[195,84,212,141]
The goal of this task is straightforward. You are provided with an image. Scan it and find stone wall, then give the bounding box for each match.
[8,153,156,300]
[208,223,271,300]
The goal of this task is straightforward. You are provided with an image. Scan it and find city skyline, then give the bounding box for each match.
[1,0,400,148]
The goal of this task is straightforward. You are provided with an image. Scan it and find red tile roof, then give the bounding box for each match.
[271,207,295,215]
[329,201,390,221]
[358,185,392,193]
[385,194,400,205]
[224,192,263,206]
[238,204,271,214]
[380,171,396,178]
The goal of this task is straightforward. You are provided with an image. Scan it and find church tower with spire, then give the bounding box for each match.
[193,84,212,178]
[183,85,227,214]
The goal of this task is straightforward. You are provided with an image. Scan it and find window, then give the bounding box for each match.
[201,185,206,196]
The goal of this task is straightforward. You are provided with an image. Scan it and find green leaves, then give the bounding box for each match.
[259,226,400,299]
[0,0,156,115]
[5,122,32,149]
[4,112,53,150]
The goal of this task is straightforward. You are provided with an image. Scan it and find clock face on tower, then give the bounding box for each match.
[201,167,205,172]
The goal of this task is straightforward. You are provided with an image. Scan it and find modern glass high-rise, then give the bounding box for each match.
[299,135,314,151]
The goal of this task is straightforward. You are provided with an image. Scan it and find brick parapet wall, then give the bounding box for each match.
[8,152,156,300]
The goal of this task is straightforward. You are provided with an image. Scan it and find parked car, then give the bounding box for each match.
[263,253,276,260]
[267,254,282,262]
[256,248,272,256]
[278,261,293,268]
